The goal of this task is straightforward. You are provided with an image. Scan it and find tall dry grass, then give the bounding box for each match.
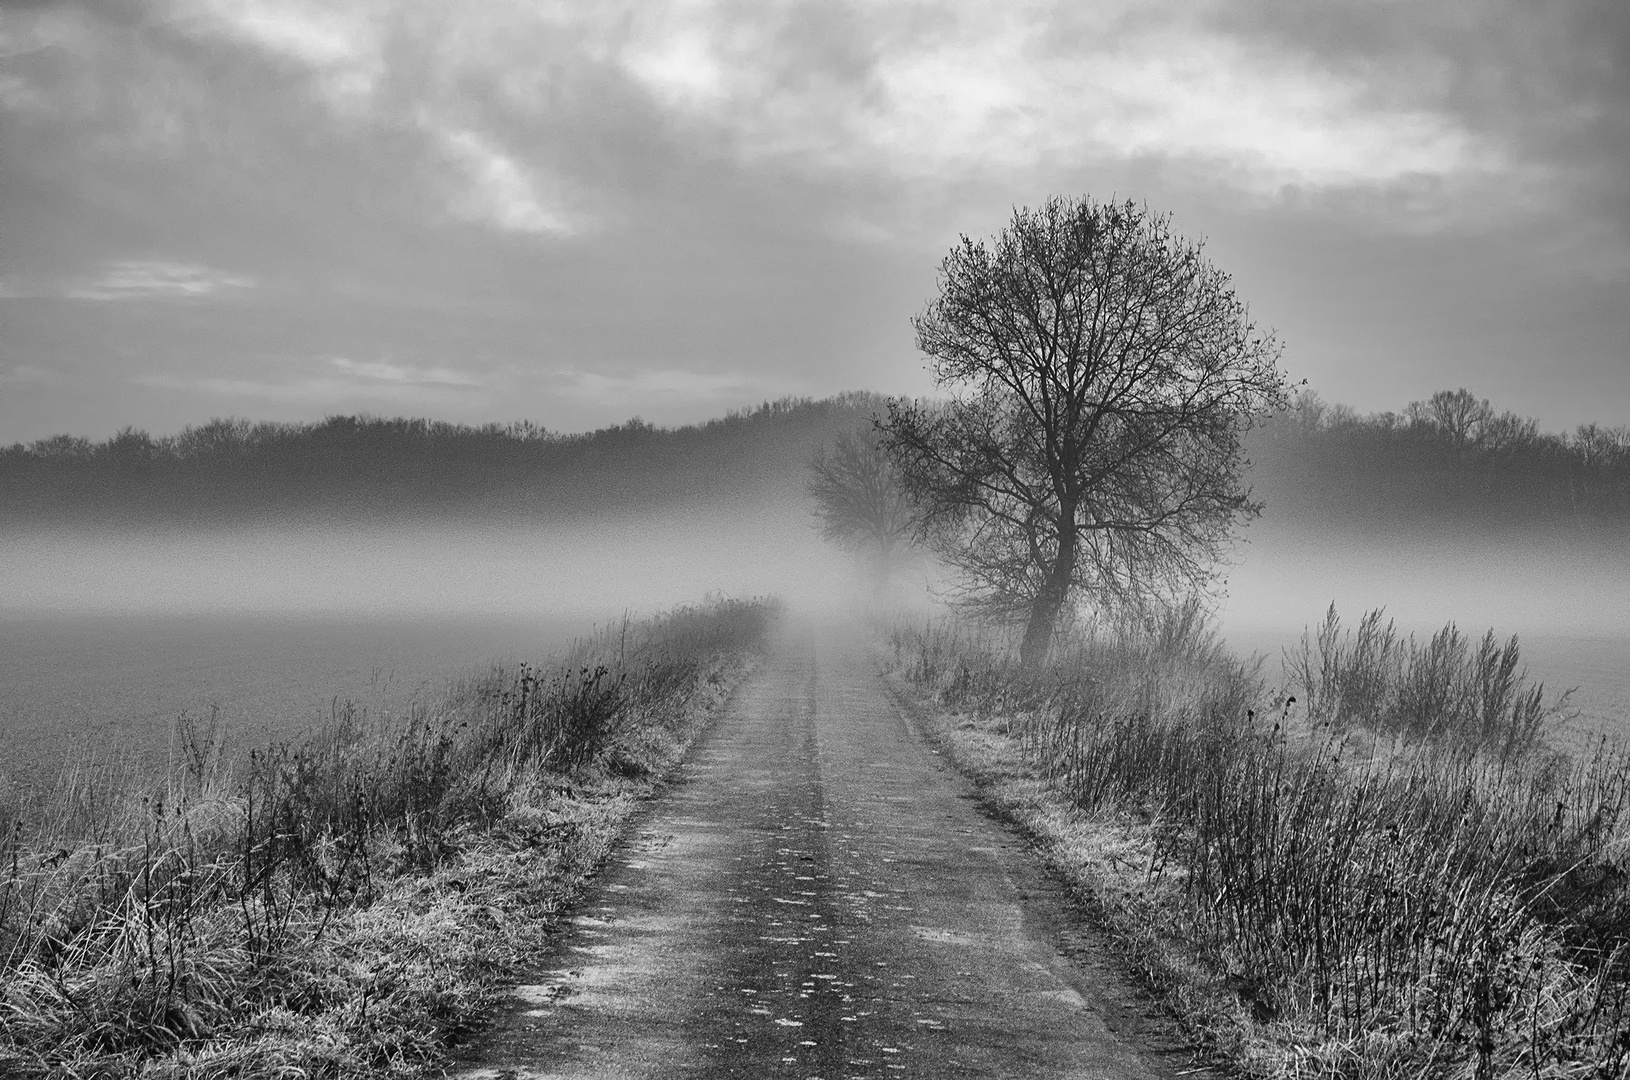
[887,603,1630,1078]
[1287,604,1570,761]
[0,597,778,1078]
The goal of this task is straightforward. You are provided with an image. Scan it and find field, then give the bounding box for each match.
[0,597,779,1078]
[0,612,592,804]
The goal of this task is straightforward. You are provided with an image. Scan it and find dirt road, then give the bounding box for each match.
[453,620,1187,1079]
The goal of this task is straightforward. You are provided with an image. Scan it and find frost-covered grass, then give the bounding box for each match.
[0,597,778,1078]
[883,605,1630,1079]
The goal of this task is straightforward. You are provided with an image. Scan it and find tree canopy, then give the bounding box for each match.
[882,196,1290,664]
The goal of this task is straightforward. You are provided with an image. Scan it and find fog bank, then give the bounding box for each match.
[1220,519,1630,640]
[0,501,861,621]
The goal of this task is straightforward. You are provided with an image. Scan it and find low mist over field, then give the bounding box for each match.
[0,507,855,619]
[0,398,881,619]
[1221,520,1630,640]
[5,389,1628,638]
[8,474,1625,642]
[8,388,1628,794]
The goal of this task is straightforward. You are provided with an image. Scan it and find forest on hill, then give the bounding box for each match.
[0,394,882,526]
[2,387,1627,534]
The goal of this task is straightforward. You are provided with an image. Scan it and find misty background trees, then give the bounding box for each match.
[1250,389,1630,528]
[3,383,1627,542]
[881,197,1290,665]
[0,399,877,526]
[806,424,917,598]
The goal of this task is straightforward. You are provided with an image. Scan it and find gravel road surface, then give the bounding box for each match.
[453,619,1188,1079]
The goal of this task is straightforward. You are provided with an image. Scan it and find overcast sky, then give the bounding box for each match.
[2,0,1626,443]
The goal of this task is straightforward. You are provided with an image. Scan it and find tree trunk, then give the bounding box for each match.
[1018,593,1063,668]
[1018,524,1075,668]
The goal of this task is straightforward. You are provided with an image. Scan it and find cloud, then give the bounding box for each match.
[134,373,330,403]
[0,365,58,388]
[188,0,376,69]
[553,366,798,406]
[189,0,1501,197]
[102,2,1506,206]
[67,260,256,300]
[14,1,1605,236]
[169,0,387,114]
[136,356,483,403]
[430,124,578,235]
[328,356,481,387]
[1208,0,1630,229]
[614,1,1505,198]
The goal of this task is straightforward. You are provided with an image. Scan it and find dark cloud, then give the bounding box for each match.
[1210,0,1630,234]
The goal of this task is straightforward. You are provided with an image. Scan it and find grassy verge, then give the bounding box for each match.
[0,597,779,1078]
[881,604,1630,1079]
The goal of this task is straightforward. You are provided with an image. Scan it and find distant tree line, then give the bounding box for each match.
[5,385,1625,539]
[1248,388,1630,530]
[0,395,886,527]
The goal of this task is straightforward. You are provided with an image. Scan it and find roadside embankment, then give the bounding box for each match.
[880,607,1630,1079]
[0,597,779,1079]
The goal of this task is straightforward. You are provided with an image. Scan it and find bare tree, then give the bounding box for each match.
[1407,388,1495,449]
[882,196,1290,665]
[807,425,917,595]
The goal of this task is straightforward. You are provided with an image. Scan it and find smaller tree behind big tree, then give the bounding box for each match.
[883,196,1290,665]
[808,424,918,597]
